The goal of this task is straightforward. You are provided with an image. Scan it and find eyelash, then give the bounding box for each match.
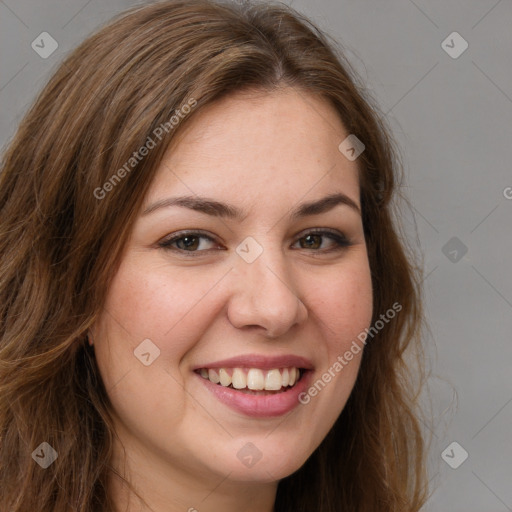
[158,229,353,257]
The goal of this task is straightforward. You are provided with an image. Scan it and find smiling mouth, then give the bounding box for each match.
[194,367,306,394]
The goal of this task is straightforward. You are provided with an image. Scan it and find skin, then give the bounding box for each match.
[90,87,373,512]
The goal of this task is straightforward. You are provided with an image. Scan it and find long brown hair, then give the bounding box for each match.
[0,1,431,510]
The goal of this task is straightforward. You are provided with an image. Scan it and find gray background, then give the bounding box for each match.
[1,1,511,510]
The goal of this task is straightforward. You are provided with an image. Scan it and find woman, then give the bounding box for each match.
[0,1,430,510]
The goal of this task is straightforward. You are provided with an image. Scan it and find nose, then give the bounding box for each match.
[226,247,308,338]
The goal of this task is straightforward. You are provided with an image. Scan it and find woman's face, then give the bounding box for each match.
[92,88,373,491]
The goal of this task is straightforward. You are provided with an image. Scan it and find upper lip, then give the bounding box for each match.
[193,354,314,371]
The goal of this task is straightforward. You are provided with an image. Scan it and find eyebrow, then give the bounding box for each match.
[142,192,361,220]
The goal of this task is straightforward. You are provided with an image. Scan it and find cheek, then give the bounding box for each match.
[92,262,224,433]
[92,259,234,404]
[305,258,373,348]
[291,260,373,460]
[100,261,227,348]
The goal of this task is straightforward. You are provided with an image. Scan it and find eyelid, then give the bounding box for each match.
[158,227,353,257]
[158,229,221,252]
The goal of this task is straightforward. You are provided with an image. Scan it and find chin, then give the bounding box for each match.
[204,438,313,483]
[221,460,303,484]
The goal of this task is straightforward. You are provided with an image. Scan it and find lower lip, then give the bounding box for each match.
[195,370,313,418]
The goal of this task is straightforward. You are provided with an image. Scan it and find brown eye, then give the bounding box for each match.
[159,231,219,254]
[294,230,352,252]
[299,234,322,249]
[173,235,200,251]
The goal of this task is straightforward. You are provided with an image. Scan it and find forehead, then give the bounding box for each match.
[145,88,360,214]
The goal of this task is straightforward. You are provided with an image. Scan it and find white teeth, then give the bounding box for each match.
[265,369,282,390]
[247,368,265,390]
[198,367,303,391]
[289,367,297,386]
[219,368,231,387]
[281,368,289,387]
[208,368,220,384]
[231,368,246,389]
